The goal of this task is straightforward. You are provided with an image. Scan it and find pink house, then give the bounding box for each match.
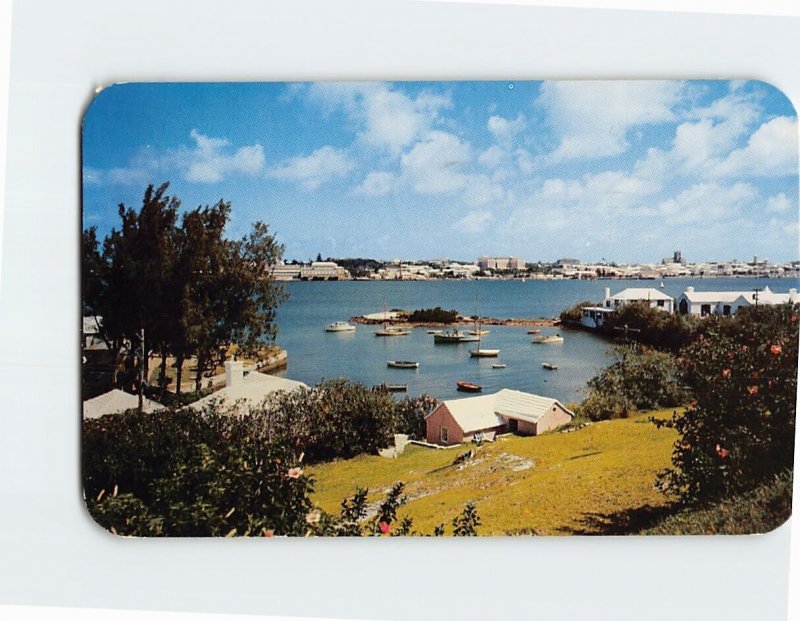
[425,389,574,446]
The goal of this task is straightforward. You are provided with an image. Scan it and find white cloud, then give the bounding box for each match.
[487,114,525,147]
[185,129,265,183]
[352,171,396,196]
[652,182,758,224]
[767,192,793,213]
[478,145,506,169]
[269,145,354,190]
[713,116,798,177]
[400,130,470,193]
[462,175,505,207]
[82,167,103,185]
[454,210,493,234]
[305,83,452,154]
[538,81,684,162]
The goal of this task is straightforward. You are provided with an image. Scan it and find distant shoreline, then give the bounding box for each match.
[350,316,560,328]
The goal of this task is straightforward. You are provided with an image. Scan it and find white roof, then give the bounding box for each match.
[611,288,673,302]
[83,315,102,334]
[83,389,163,419]
[188,371,307,414]
[437,389,573,433]
[680,286,798,305]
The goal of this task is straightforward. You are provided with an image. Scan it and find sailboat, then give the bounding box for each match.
[374,296,410,336]
[469,297,500,358]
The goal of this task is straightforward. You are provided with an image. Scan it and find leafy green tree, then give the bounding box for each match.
[579,345,687,421]
[655,304,798,504]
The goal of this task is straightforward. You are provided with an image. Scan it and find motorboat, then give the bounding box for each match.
[468,329,490,336]
[434,329,473,343]
[532,334,564,344]
[542,362,559,370]
[492,363,506,369]
[456,380,482,393]
[387,360,419,369]
[325,321,356,332]
[527,328,541,334]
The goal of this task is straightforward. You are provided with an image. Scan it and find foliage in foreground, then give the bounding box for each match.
[244,379,438,464]
[84,408,478,537]
[577,345,687,421]
[655,304,798,505]
[640,470,792,535]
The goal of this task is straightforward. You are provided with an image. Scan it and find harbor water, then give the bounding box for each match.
[273,277,797,403]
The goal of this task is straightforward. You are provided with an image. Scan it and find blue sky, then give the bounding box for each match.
[82,80,799,263]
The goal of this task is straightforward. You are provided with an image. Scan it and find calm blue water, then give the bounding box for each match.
[272,277,797,403]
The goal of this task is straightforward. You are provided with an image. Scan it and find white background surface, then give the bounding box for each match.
[0,1,798,620]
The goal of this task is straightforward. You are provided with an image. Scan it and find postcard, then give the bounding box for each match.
[81,80,797,536]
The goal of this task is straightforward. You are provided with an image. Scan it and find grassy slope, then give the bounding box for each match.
[308,410,678,535]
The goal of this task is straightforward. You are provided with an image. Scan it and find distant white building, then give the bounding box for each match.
[580,286,673,329]
[477,256,524,272]
[676,285,799,317]
[270,261,351,281]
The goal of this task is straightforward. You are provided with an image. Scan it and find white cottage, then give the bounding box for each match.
[676,285,799,317]
[581,286,673,328]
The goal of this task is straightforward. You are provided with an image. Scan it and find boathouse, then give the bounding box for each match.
[425,389,573,445]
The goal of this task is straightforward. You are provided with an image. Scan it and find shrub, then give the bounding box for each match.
[599,301,695,352]
[559,300,596,325]
[655,304,798,505]
[578,346,687,421]
[408,307,459,323]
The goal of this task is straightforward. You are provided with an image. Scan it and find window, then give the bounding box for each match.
[723,305,731,316]
[440,426,448,443]
[657,300,664,307]
[701,304,711,316]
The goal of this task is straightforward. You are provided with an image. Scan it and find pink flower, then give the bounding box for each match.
[287,467,303,479]
[305,510,321,525]
[721,368,730,378]
[770,344,782,355]
[747,385,759,396]
[715,444,729,459]
[379,522,391,535]
[262,528,274,537]
[741,345,748,352]
[792,315,798,322]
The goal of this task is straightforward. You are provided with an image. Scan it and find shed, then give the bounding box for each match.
[425,389,574,445]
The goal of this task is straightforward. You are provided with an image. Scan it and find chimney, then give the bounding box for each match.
[686,286,695,293]
[225,359,244,388]
[604,287,610,301]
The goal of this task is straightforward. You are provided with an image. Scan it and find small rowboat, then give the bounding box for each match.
[542,363,558,370]
[469,348,500,358]
[527,328,541,334]
[533,334,564,344]
[492,363,506,369]
[387,360,419,369]
[456,380,482,393]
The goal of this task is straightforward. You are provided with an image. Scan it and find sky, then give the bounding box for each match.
[82,80,799,264]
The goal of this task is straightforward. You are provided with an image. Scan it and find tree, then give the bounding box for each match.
[579,345,687,421]
[654,304,798,505]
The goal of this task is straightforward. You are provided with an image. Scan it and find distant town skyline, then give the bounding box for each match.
[83,80,799,263]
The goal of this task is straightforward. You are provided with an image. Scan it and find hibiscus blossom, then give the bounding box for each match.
[287,467,303,479]
[770,344,782,355]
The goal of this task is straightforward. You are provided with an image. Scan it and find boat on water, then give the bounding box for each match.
[374,296,410,336]
[375,383,408,392]
[375,326,411,336]
[433,329,477,343]
[527,328,541,334]
[325,321,356,332]
[427,329,444,335]
[492,363,506,369]
[456,380,482,393]
[542,362,558,370]
[387,360,419,369]
[468,329,490,336]
[532,334,565,344]
[469,296,500,358]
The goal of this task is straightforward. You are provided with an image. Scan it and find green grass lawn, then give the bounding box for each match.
[308,410,679,535]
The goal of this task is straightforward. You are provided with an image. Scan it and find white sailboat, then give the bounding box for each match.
[374,296,410,336]
[469,297,500,358]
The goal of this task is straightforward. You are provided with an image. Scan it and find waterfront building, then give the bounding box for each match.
[676,285,799,316]
[189,360,308,416]
[425,389,573,445]
[271,261,351,281]
[580,286,673,329]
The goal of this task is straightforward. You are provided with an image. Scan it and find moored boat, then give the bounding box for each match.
[527,328,541,334]
[542,362,558,370]
[325,321,356,332]
[387,360,419,369]
[469,348,500,358]
[375,383,408,392]
[532,334,564,344]
[456,380,482,393]
[434,329,474,343]
[375,326,411,336]
[492,363,506,369]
